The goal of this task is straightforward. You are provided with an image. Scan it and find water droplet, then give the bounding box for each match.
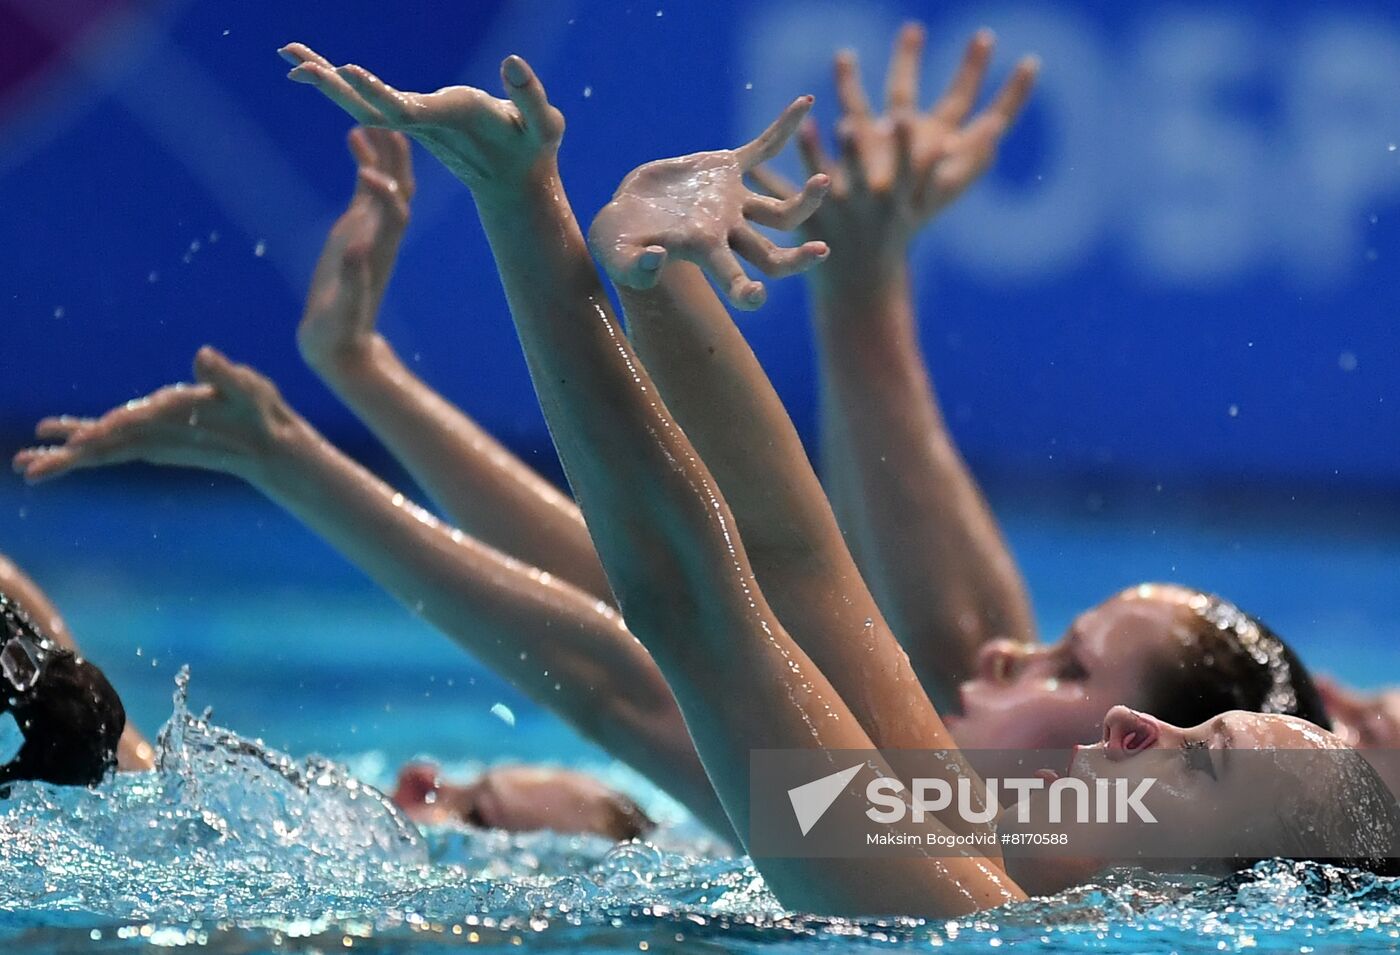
[1369,213,1379,225]
[490,702,516,727]
[655,9,663,16]
[1339,351,1358,372]
[222,29,230,36]
[744,82,754,91]
[52,306,64,319]
[1389,143,1397,152]
[1227,404,1239,417]
[147,270,160,283]
[253,240,267,257]
[583,85,592,98]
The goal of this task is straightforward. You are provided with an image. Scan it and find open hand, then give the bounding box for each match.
[13,349,296,483]
[749,24,1037,258]
[299,127,415,371]
[588,96,830,310]
[280,44,563,200]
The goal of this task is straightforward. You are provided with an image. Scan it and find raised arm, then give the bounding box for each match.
[297,123,611,601]
[280,46,1021,914]
[12,349,726,837]
[0,553,155,771]
[589,149,952,757]
[751,25,1039,705]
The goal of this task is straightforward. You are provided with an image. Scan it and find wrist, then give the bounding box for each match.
[471,160,565,221]
[809,255,912,318]
[241,406,318,491]
[303,332,389,383]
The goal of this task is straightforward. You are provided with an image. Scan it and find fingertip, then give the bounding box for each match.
[976,27,996,47]
[502,54,531,88]
[1020,54,1042,75]
[807,241,830,260]
[737,280,766,308]
[637,246,667,272]
[193,345,226,379]
[900,21,926,45]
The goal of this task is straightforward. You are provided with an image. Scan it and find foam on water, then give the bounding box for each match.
[1,671,1398,952]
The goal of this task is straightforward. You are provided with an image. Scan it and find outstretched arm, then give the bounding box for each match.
[297,124,611,601]
[281,47,1021,914]
[591,154,954,760]
[751,25,1039,706]
[0,554,155,771]
[13,349,726,837]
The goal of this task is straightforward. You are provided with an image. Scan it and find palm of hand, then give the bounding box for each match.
[593,152,756,295]
[13,350,284,482]
[280,44,563,195]
[300,127,413,367]
[301,199,391,356]
[589,96,831,309]
[757,25,1037,254]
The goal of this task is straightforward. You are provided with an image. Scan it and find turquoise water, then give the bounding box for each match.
[1,477,1398,951]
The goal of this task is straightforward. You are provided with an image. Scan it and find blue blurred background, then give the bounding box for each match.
[1,0,1398,760]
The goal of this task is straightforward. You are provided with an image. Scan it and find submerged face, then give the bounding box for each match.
[1000,708,1384,894]
[947,585,1198,777]
[392,763,652,840]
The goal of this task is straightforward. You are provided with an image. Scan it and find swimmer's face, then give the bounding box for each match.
[948,587,1195,778]
[392,763,652,840]
[1000,708,1368,894]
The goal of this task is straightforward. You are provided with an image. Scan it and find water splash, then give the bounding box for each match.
[0,674,1397,951]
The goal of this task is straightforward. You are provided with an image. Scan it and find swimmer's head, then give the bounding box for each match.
[392,762,655,841]
[0,592,124,787]
[1000,708,1400,894]
[949,584,1327,779]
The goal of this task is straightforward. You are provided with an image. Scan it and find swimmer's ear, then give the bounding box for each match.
[499,55,561,139]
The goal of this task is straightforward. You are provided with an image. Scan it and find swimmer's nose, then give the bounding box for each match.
[976,639,1029,684]
[1102,706,1159,759]
[392,762,440,809]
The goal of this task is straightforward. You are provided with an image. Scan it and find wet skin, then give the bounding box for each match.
[999,707,1366,895]
[947,585,1199,780]
[392,763,651,840]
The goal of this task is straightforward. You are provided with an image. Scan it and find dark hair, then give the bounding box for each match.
[1238,745,1400,878]
[603,792,657,842]
[1138,586,1330,731]
[0,592,124,787]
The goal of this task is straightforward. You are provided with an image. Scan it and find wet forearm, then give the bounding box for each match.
[311,336,612,601]
[811,264,1035,704]
[244,413,719,828]
[618,265,957,759]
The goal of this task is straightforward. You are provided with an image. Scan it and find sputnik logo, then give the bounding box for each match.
[787,763,864,835]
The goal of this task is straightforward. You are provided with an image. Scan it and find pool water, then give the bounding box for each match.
[1,476,1398,952]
